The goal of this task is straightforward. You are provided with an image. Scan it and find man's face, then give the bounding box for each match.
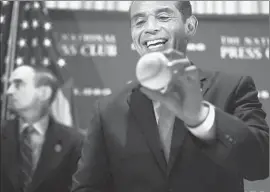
[130,1,187,56]
[7,66,40,113]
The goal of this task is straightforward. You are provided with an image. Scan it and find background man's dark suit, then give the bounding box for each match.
[1,118,82,192]
[72,70,269,192]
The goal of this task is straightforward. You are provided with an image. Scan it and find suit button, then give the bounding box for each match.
[168,189,173,192]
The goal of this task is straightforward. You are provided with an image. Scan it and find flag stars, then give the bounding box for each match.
[21,21,29,29]
[42,58,50,66]
[43,38,51,47]
[18,38,27,48]
[0,15,5,24]
[16,57,24,65]
[1,74,8,84]
[33,2,40,9]
[32,19,39,29]
[61,34,68,40]
[5,56,9,65]
[42,7,49,15]
[57,58,66,67]
[30,58,36,65]
[44,22,52,31]
[32,38,38,47]
[24,3,31,10]
[2,1,9,6]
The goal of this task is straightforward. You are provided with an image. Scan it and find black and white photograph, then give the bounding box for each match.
[1,1,269,192]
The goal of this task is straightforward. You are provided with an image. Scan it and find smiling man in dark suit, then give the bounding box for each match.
[1,65,82,192]
[72,1,269,192]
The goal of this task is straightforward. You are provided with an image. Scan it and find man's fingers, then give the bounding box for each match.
[163,49,185,62]
[184,65,199,82]
[172,65,198,81]
[170,65,200,95]
[162,48,174,56]
[168,58,190,67]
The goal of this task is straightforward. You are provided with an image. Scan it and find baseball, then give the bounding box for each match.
[136,52,172,90]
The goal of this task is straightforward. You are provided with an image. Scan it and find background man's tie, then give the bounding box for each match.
[19,126,35,191]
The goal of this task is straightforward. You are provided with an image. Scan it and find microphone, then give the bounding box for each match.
[136,50,190,91]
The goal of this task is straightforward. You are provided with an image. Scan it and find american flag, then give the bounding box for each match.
[0,1,74,127]
[0,1,13,114]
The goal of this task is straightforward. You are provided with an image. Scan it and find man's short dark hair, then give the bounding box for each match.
[174,1,192,21]
[34,65,59,103]
[19,65,60,103]
[129,1,193,21]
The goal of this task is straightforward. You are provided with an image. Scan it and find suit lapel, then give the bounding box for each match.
[130,87,167,174]
[128,69,213,175]
[167,68,214,174]
[167,118,188,174]
[2,119,21,190]
[30,119,65,191]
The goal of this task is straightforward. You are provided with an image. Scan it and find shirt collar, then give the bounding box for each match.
[19,115,49,135]
[152,84,168,110]
[153,100,161,110]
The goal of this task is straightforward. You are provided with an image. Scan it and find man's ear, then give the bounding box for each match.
[185,15,198,37]
[38,85,52,102]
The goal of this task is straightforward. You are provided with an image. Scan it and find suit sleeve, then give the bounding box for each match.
[71,101,112,192]
[198,76,269,181]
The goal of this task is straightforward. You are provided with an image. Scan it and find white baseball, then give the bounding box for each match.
[136,52,172,90]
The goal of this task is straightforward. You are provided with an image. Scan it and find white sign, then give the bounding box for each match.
[220,36,269,60]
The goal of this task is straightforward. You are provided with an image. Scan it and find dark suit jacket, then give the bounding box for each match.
[1,117,83,192]
[72,70,269,192]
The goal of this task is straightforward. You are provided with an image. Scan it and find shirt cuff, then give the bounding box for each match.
[187,101,216,140]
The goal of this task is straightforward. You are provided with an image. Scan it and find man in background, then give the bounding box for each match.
[1,65,82,192]
[72,1,269,192]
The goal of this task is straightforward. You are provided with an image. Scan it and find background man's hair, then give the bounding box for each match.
[24,65,60,103]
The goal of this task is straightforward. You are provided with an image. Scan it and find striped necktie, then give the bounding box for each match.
[157,104,175,163]
[19,126,35,191]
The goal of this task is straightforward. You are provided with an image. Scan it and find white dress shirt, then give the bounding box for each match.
[19,116,49,170]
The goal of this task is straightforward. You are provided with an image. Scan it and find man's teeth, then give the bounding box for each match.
[146,39,166,47]
[148,44,164,49]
